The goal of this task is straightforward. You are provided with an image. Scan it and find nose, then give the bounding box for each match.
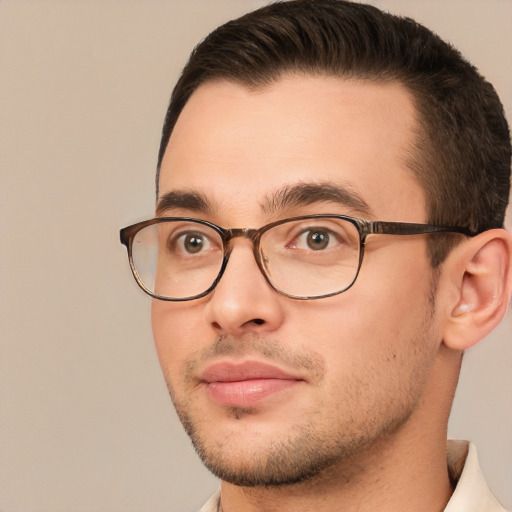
[203,240,285,336]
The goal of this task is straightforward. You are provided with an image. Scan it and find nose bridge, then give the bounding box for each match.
[205,225,284,336]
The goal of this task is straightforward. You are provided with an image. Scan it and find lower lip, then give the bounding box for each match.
[205,378,300,407]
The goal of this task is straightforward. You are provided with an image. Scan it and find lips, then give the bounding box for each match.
[200,361,303,407]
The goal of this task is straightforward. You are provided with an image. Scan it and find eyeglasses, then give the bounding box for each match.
[119,215,475,301]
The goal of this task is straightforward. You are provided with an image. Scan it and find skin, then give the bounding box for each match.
[152,76,468,511]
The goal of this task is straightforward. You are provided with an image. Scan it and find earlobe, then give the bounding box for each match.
[443,229,512,351]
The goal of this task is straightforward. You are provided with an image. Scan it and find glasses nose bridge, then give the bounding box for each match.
[224,227,261,246]
[222,227,265,274]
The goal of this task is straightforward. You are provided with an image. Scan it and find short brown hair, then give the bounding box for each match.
[157,0,511,266]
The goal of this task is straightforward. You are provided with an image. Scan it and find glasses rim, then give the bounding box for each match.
[120,215,477,301]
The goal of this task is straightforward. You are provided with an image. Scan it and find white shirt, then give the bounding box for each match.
[445,440,506,511]
[199,440,507,512]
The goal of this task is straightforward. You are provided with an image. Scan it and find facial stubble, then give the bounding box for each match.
[164,296,440,489]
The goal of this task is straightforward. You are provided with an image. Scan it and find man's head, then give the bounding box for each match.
[145,0,512,496]
[157,0,510,267]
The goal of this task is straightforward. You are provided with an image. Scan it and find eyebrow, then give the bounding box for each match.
[261,182,374,217]
[155,181,374,219]
[156,190,213,216]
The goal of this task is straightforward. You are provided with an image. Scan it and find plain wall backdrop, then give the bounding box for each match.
[1,1,511,511]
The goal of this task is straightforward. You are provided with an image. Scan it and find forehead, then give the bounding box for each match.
[159,75,425,222]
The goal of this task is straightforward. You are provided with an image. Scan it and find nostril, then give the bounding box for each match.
[211,318,265,332]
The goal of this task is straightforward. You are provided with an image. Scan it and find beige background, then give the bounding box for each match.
[0,1,511,511]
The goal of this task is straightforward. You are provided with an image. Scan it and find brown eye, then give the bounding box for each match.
[306,230,330,250]
[182,233,205,254]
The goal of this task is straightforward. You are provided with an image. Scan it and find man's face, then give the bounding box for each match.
[153,76,443,486]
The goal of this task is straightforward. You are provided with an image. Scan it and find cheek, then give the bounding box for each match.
[151,300,207,378]
[349,248,438,372]
[302,246,436,370]
[307,288,438,423]
[358,239,434,316]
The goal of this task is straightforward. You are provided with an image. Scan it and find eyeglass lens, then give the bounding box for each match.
[130,217,361,300]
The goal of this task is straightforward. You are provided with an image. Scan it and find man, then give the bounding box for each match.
[120,1,512,510]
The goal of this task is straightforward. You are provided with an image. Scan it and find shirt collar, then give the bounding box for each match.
[445,440,505,511]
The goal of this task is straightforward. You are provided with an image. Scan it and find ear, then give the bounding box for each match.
[442,228,512,351]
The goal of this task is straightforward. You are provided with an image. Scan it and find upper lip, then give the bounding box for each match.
[199,360,303,383]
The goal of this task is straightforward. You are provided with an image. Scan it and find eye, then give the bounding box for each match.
[180,233,206,254]
[305,230,330,250]
[293,228,338,251]
[157,221,222,261]
[174,232,210,254]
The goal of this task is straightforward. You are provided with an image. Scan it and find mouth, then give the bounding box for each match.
[199,360,304,407]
